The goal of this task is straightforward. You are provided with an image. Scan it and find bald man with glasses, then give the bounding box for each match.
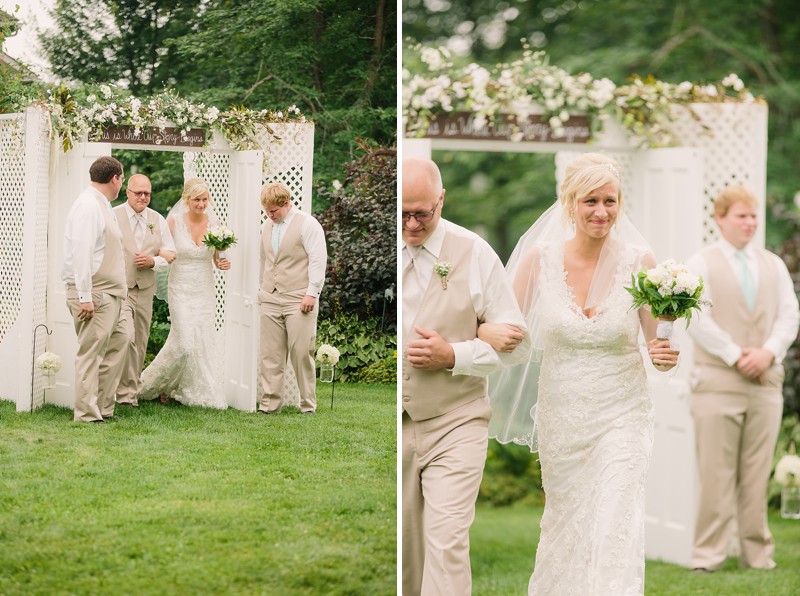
[401,157,530,595]
[110,174,176,407]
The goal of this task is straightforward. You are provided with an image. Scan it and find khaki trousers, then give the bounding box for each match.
[115,285,156,405]
[67,288,130,422]
[402,398,491,596]
[691,388,783,569]
[258,291,317,413]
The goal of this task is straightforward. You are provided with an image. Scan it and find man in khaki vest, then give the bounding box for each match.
[687,185,799,572]
[110,174,176,407]
[61,156,131,423]
[402,157,530,595]
[258,182,327,414]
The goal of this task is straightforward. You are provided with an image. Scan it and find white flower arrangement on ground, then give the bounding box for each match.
[775,446,800,488]
[35,351,62,373]
[315,344,340,366]
[403,42,762,147]
[203,225,238,253]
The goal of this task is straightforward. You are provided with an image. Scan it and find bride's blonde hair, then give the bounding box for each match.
[181,177,213,207]
[559,153,623,218]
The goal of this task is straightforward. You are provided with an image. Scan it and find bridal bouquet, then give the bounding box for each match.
[625,259,709,340]
[35,351,62,373]
[203,225,237,258]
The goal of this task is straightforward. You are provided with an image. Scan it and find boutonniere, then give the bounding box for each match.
[147,222,155,234]
[433,260,451,290]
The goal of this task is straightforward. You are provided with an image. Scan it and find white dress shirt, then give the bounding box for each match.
[120,203,176,272]
[686,239,800,365]
[275,207,327,298]
[61,186,116,302]
[402,218,531,376]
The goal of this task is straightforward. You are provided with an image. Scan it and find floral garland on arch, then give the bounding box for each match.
[39,83,309,152]
[403,42,763,148]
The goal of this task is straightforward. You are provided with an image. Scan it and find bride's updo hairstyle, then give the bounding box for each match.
[559,153,623,220]
[181,177,212,207]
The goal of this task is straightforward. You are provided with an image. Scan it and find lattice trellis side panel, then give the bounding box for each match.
[667,103,768,246]
[0,115,25,349]
[253,123,315,213]
[184,152,231,333]
[29,109,52,409]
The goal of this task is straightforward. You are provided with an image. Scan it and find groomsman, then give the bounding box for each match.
[257,182,327,414]
[61,156,130,423]
[110,174,176,407]
[687,184,799,571]
[401,157,529,595]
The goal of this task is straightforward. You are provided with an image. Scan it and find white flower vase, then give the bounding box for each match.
[320,363,334,383]
[43,370,55,390]
[781,485,800,519]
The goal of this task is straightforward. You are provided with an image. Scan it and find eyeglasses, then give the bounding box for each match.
[127,190,152,198]
[402,198,441,223]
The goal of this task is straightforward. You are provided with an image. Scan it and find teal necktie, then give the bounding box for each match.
[736,250,756,310]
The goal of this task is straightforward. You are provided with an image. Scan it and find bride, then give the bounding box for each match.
[139,178,230,409]
[482,153,679,595]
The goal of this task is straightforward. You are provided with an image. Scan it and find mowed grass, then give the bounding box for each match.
[0,383,396,595]
[471,503,800,595]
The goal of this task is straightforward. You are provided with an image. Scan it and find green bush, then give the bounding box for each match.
[769,414,800,509]
[478,440,545,507]
[316,312,396,382]
[349,355,397,384]
[144,298,170,367]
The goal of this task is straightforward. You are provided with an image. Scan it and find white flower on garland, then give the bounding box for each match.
[316,344,340,365]
[35,351,62,373]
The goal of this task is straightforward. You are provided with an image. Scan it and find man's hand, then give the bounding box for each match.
[477,322,525,353]
[134,252,155,269]
[737,347,774,380]
[300,295,316,313]
[78,301,94,321]
[407,326,455,370]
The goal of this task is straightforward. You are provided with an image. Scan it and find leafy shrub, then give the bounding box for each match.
[144,298,171,367]
[768,414,800,509]
[316,145,397,333]
[478,440,544,507]
[316,312,396,382]
[350,354,397,384]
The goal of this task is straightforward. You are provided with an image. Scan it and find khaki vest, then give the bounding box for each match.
[401,231,486,421]
[91,195,127,298]
[114,205,163,289]
[259,211,310,299]
[693,246,784,391]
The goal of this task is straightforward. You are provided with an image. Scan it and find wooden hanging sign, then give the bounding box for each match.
[91,125,207,148]
[418,111,591,144]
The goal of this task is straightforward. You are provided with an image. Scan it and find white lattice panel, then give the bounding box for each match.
[0,114,25,347]
[253,123,315,213]
[184,152,231,333]
[667,103,768,246]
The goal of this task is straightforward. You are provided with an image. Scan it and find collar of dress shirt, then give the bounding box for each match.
[123,202,146,221]
[88,185,112,205]
[401,218,446,260]
[281,206,297,226]
[719,237,754,259]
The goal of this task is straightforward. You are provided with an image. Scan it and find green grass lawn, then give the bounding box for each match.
[471,503,800,595]
[0,383,396,595]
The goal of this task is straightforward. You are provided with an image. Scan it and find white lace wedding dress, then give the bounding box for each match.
[139,213,227,409]
[529,241,653,596]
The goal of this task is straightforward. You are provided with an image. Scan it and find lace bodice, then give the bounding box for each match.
[139,213,226,408]
[528,242,654,596]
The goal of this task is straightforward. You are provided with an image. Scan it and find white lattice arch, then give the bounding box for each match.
[1,107,314,413]
[404,101,768,568]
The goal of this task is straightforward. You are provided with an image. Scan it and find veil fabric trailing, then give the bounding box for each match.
[487,200,653,451]
[155,197,221,303]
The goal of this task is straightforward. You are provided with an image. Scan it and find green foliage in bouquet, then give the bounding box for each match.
[624,259,708,323]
